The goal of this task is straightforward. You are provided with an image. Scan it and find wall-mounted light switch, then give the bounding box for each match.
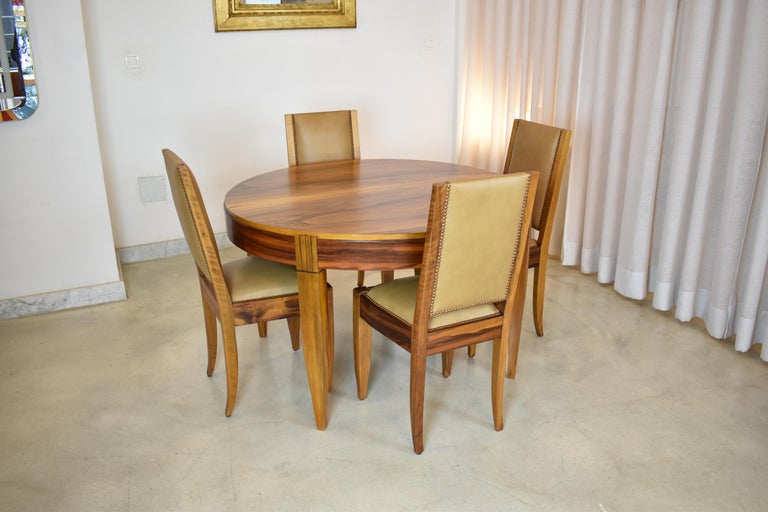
[124,55,140,70]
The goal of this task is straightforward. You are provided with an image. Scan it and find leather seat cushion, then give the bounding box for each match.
[223,256,299,302]
[365,276,500,330]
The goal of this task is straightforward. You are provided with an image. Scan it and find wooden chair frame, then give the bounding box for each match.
[445,119,571,379]
[163,149,334,416]
[284,109,361,167]
[353,173,538,453]
[506,119,572,341]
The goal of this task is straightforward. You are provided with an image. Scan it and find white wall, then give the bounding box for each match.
[82,0,458,248]
[0,0,457,308]
[0,0,121,301]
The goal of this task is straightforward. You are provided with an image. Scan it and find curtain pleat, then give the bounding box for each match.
[711,0,768,346]
[669,0,744,327]
[614,1,678,298]
[455,0,768,360]
[650,0,719,313]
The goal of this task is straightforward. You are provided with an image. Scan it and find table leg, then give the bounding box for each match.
[295,235,329,430]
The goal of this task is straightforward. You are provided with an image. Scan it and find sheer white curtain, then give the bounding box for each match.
[455,0,768,361]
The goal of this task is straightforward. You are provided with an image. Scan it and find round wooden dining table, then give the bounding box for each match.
[224,159,493,430]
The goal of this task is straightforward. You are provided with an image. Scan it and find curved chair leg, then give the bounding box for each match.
[258,321,268,337]
[532,262,546,337]
[441,343,474,377]
[357,271,365,287]
[287,316,301,351]
[352,288,372,399]
[325,285,335,392]
[410,347,427,454]
[507,327,522,380]
[507,265,528,379]
[441,351,454,378]
[201,295,218,377]
[491,336,508,431]
[221,320,239,417]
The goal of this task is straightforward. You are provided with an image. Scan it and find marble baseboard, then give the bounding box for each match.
[118,234,234,264]
[0,280,127,320]
[0,236,234,319]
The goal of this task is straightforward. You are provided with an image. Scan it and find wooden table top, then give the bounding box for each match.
[224,159,493,270]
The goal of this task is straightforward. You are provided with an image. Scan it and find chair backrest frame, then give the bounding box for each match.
[503,119,571,249]
[163,149,230,305]
[412,173,539,336]
[284,109,360,166]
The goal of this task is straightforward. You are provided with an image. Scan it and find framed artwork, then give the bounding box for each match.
[213,0,356,32]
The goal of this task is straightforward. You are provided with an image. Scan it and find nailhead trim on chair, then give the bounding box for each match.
[540,131,564,227]
[428,176,532,317]
[429,182,451,316]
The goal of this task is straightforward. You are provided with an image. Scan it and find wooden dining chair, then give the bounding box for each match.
[163,149,334,417]
[284,109,391,286]
[503,119,572,338]
[443,119,572,379]
[284,109,360,166]
[352,172,538,453]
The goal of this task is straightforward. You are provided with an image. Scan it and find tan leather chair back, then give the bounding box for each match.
[427,173,536,316]
[284,110,360,166]
[503,119,571,234]
[163,149,222,285]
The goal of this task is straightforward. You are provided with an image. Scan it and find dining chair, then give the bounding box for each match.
[352,172,538,453]
[504,119,572,337]
[163,148,334,417]
[443,119,572,379]
[284,109,361,166]
[284,109,391,286]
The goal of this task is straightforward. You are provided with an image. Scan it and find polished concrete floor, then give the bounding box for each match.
[1,248,767,512]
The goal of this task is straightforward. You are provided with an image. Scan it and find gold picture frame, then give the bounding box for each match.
[213,0,356,32]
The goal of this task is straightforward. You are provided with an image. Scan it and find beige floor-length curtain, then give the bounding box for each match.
[455,0,768,361]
